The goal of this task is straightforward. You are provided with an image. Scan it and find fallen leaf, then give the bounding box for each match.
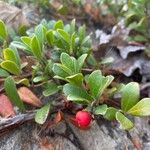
[18,87,42,107]
[54,111,64,124]
[0,94,15,117]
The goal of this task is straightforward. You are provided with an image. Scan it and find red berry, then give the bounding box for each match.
[75,111,92,127]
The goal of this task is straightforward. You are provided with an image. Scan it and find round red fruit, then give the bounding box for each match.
[75,111,92,127]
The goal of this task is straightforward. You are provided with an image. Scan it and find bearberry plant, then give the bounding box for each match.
[0,19,150,130]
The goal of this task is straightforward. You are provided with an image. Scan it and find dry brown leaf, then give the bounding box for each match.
[0,1,30,30]
[0,94,15,118]
[18,87,42,107]
[54,111,64,124]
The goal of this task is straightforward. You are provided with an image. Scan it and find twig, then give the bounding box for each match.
[0,111,36,136]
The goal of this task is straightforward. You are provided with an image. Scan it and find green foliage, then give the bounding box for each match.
[0,19,150,130]
[128,98,150,116]
[116,112,134,130]
[0,48,21,75]
[0,20,8,41]
[4,76,25,111]
[88,70,114,99]
[121,82,139,112]
[35,103,51,124]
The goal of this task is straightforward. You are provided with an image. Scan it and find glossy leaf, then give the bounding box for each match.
[21,36,32,48]
[0,20,7,40]
[35,24,47,46]
[121,82,139,112]
[33,76,47,83]
[3,48,18,65]
[104,107,118,121]
[116,112,134,130]
[4,76,25,111]
[57,29,70,43]
[35,103,51,124]
[88,70,114,99]
[46,30,54,46]
[93,104,107,115]
[54,20,64,30]
[53,63,71,78]
[16,78,30,86]
[77,53,88,71]
[31,35,42,60]
[66,73,83,86]
[127,98,150,116]
[1,60,21,75]
[43,82,59,97]
[63,83,92,103]
[0,68,9,77]
[60,53,74,72]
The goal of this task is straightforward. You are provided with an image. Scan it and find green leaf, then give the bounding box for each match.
[93,104,107,115]
[57,29,70,43]
[0,20,7,40]
[104,107,118,121]
[116,112,134,130]
[33,76,47,83]
[4,76,25,111]
[31,35,42,60]
[35,103,51,124]
[88,70,114,99]
[63,83,92,103]
[54,20,64,30]
[66,73,83,86]
[53,63,71,78]
[3,48,18,65]
[60,53,75,72]
[0,68,9,77]
[127,98,150,116]
[44,60,53,74]
[79,25,86,42]
[43,82,59,97]
[10,41,31,53]
[71,32,76,53]
[77,53,87,71]
[70,19,76,34]
[21,36,32,48]
[46,30,54,46]
[35,24,47,46]
[1,60,21,75]
[121,82,139,112]
[16,78,30,86]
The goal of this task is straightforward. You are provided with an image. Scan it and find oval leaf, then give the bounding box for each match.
[4,76,25,111]
[127,98,150,116]
[1,60,21,75]
[0,94,15,118]
[18,87,42,107]
[43,82,59,97]
[93,104,108,115]
[35,103,51,124]
[31,35,42,60]
[116,112,134,130]
[88,70,114,99]
[66,73,83,86]
[121,82,139,112]
[104,107,118,121]
[0,20,7,40]
[63,83,92,103]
